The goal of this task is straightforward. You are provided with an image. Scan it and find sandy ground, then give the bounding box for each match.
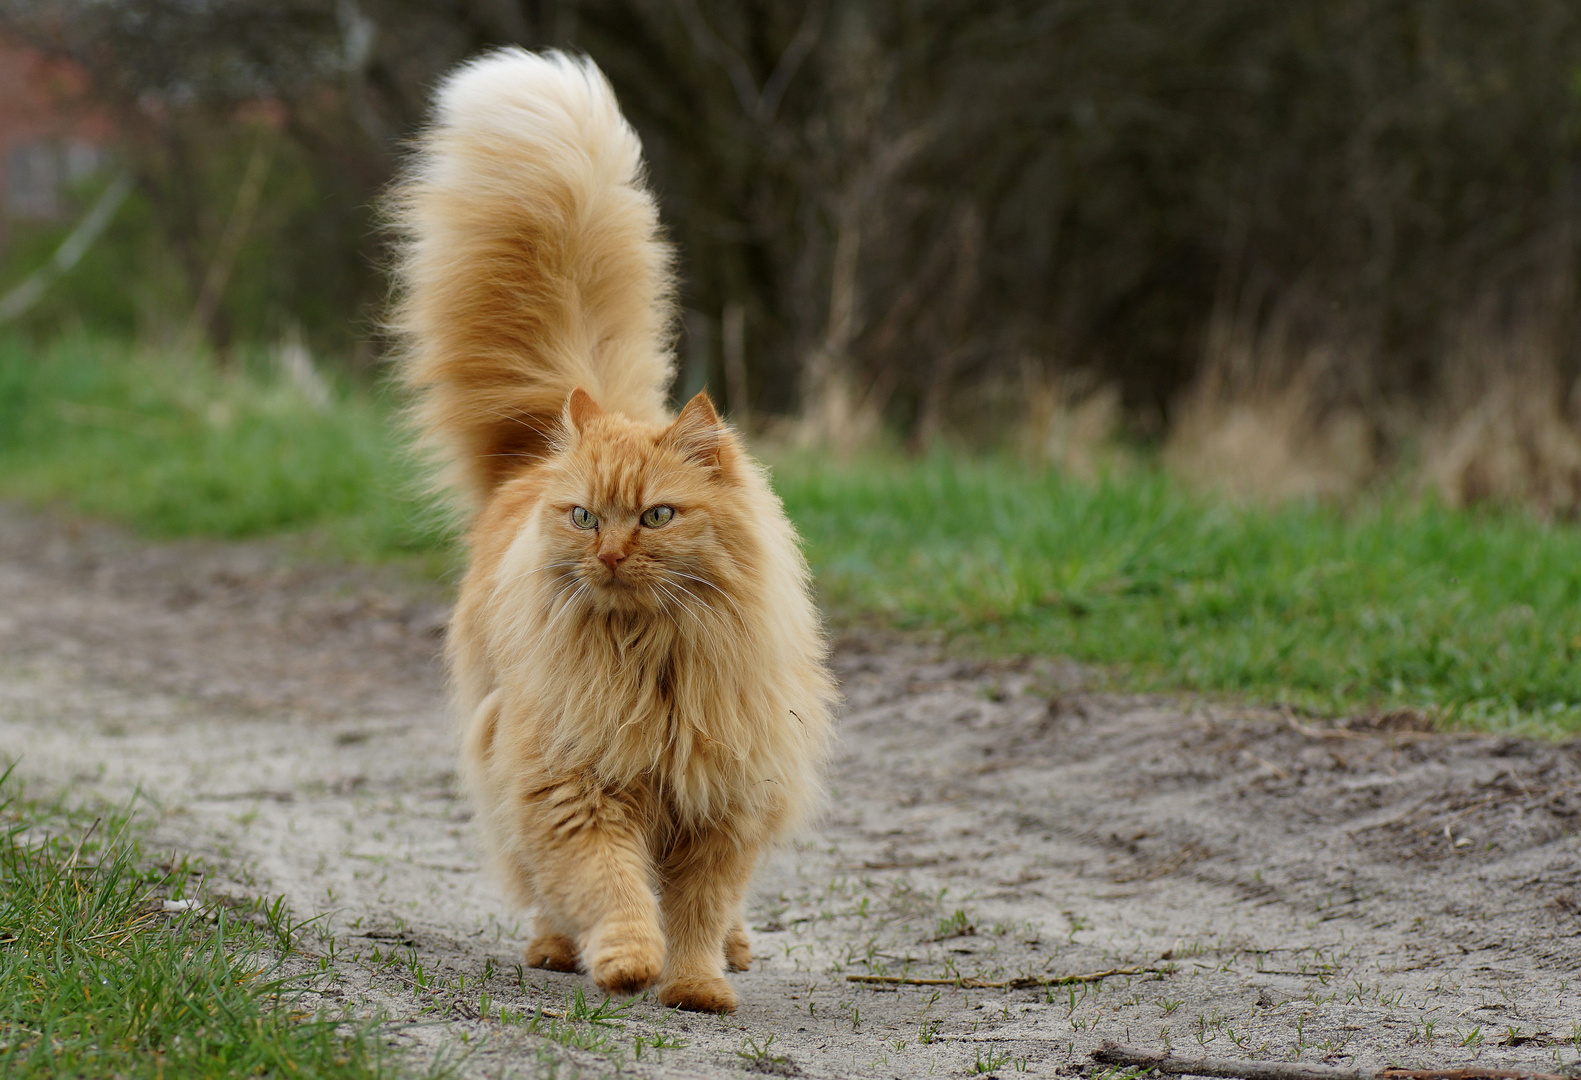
[2,504,1579,1079]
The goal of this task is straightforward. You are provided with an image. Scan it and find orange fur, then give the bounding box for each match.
[389,49,836,1013]
[389,48,676,508]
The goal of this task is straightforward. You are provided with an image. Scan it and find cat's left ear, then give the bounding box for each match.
[662,390,723,469]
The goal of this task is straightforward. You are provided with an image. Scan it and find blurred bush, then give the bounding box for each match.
[0,131,374,354]
[4,0,1581,504]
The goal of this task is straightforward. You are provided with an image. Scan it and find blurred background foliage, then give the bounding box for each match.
[4,0,1581,508]
[6,1,1581,729]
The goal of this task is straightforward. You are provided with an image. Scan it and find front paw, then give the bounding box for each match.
[588,931,664,995]
[657,973,738,1013]
[525,933,579,973]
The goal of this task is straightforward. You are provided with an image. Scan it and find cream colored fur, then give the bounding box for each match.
[391,48,676,507]
[389,49,836,1014]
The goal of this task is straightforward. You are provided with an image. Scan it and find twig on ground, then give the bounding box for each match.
[847,965,1158,989]
[1091,1041,1568,1080]
[1278,706,1473,746]
[1281,708,1369,742]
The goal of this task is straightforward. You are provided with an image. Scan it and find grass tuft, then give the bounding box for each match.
[0,767,395,1078]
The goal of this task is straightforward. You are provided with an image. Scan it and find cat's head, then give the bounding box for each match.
[533,388,752,621]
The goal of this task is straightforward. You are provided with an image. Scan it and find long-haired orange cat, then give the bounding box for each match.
[389,49,836,1013]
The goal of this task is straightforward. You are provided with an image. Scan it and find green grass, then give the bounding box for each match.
[776,455,1581,735]
[5,335,1581,735]
[0,767,395,1078]
[0,335,449,571]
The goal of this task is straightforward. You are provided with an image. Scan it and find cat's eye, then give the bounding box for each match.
[571,506,598,530]
[640,505,675,528]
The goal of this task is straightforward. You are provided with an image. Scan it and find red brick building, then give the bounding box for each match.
[0,37,112,247]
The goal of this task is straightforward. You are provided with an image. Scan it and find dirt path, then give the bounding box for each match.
[2,504,1579,1079]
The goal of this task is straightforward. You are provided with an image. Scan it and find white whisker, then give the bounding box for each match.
[660,576,714,621]
[543,573,581,608]
[654,580,709,636]
[478,407,557,438]
[495,559,582,589]
[531,579,578,632]
[662,569,749,629]
[538,580,589,641]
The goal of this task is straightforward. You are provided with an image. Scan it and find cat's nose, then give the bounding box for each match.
[599,551,625,570]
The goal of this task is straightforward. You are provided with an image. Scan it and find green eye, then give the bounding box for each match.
[571,506,598,530]
[641,505,675,528]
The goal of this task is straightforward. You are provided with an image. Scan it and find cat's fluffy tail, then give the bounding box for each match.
[390,49,675,508]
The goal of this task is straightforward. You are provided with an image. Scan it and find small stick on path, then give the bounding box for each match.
[847,965,1159,990]
[1091,1042,1568,1080]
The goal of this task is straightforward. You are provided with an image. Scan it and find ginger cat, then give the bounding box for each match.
[389,48,836,1014]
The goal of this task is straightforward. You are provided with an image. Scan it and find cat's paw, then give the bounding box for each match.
[657,973,738,1014]
[524,933,579,973]
[724,925,751,972]
[588,935,664,995]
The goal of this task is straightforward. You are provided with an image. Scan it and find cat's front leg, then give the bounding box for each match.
[513,775,665,995]
[655,826,760,1013]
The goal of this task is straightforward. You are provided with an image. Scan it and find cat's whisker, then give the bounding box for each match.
[649,583,682,627]
[477,407,558,438]
[538,573,581,611]
[496,560,583,589]
[551,582,592,636]
[526,582,577,639]
[662,569,749,629]
[662,578,717,625]
[655,580,712,630]
[653,580,710,636]
[538,579,590,641]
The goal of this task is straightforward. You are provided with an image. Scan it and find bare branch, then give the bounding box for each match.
[758,0,823,122]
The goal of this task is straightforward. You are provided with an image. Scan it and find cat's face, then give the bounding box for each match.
[535,390,743,620]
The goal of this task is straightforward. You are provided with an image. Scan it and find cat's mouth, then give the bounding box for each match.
[584,569,666,614]
[595,566,646,591]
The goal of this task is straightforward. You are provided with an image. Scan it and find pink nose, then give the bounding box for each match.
[599,551,625,570]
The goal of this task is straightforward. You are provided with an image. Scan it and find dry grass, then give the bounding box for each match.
[1157,282,1581,515]
[1419,297,1581,517]
[1163,299,1379,502]
[786,367,888,457]
[1015,365,1128,481]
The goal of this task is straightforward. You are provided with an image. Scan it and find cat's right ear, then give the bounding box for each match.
[565,388,604,433]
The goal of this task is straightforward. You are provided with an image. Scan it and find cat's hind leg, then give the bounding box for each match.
[525,912,580,972]
[656,827,759,1012]
[725,918,751,972]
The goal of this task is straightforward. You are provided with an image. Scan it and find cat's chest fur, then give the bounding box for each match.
[492,607,779,821]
